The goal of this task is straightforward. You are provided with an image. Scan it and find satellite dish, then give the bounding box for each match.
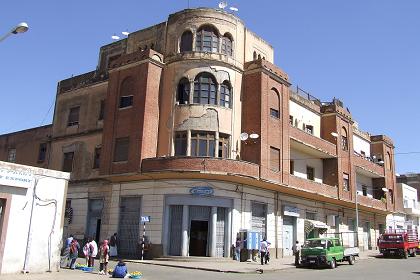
[229,6,238,12]
[240,132,249,141]
[122,31,130,36]
[249,133,259,139]
[218,1,228,9]
[111,34,120,40]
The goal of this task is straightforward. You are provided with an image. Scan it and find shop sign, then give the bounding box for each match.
[284,206,300,217]
[141,216,151,223]
[0,168,34,189]
[190,186,214,196]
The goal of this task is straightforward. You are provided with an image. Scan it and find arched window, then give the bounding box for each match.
[341,127,348,151]
[269,88,280,118]
[119,77,135,108]
[180,30,193,52]
[220,81,231,108]
[221,33,233,56]
[196,25,219,53]
[177,78,190,104]
[193,73,217,105]
[386,152,392,170]
[258,54,261,60]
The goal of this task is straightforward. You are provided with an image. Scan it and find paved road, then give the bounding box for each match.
[2,256,420,280]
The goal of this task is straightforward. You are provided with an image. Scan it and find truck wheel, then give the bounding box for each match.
[329,258,336,269]
[348,256,355,265]
[403,250,409,259]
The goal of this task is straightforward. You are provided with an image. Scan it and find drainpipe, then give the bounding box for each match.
[22,178,37,273]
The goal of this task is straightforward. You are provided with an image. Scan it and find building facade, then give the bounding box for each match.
[0,8,400,258]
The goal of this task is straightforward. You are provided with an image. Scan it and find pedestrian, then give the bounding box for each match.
[99,239,110,275]
[235,237,242,261]
[260,237,271,265]
[109,233,118,257]
[292,240,302,266]
[83,240,90,266]
[62,234,73,267]
[87,238,98,267]
[112,260,128,278]
[69,239,80,269]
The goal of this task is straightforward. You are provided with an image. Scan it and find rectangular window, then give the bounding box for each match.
[305,125,314,135]
[93,147,101,169]
[341,136,348,151]
[98,100,105,121]
[290,160,294,175]
[7,148,16,163]
[67,106,80,127]
[191,132,215,157]
[343,173,349,191]
[38,143,47,162]
[114,137,129,162]
[306,166,315,181]
[289,115,294,125]
[270,108,279,118]
[270,147,280,172]
[218,135,230,158]
[389,189,394,204]
[174,132,187,156]
[306,212,316,220]
[362,185,367,196]
[62,152,74,172]
[119,95,133,108]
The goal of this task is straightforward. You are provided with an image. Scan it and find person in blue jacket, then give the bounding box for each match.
[112,260,128,278]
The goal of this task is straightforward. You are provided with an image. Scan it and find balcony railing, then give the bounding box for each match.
[357,194,387,211]
[290,126,337,157]
[353,152,385,177]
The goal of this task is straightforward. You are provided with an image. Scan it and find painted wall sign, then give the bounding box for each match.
[189,186,214,196]
[283,205,300,217]
[0,168,34,189]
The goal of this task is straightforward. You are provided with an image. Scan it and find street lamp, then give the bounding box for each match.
[0,22,29,43]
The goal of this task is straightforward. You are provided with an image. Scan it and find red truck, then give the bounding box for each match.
[378,229,419,258]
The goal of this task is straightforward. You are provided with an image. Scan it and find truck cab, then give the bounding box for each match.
[378,229,419,258]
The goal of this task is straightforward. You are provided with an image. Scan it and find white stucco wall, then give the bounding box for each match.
[401,183,418,208]
[291,149,323,183]
[0,161,69,274]
[356,173,373,198]
[289,100,321,138]
[353,134,371,157]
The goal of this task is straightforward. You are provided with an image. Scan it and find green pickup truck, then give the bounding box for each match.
[300,237,359,269]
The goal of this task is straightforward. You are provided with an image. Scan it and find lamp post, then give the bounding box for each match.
[0,22,29,43]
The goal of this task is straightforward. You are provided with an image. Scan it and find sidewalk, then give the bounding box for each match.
[118,249,379,274]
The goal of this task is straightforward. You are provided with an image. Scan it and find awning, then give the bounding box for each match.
[305,219,329,234]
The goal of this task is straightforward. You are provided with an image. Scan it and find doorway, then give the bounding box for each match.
[189,220,208,256]
[283,216,295,256]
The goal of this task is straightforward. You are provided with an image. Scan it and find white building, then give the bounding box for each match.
[0,161,69,274]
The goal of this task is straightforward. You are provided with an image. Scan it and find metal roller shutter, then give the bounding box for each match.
[118,196,141,258]
[169,205,183,256]
[216,207,225,257]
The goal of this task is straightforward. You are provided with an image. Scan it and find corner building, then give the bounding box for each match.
[0,8,400,258]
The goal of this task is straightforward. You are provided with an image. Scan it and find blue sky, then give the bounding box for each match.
[1,0,419,174]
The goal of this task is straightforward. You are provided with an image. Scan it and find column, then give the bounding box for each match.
[224,208,232,258]
[210,206,217,257]
[162,205,170,256]
[181,205,189,257]
[214,131,219,157]
[187,130,192,156]
[189,81,194,104]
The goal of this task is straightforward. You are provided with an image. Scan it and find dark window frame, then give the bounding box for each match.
[113,137,130,162]
[191,131,215,157]
[180,30,193,52]
[119,95,133,109]
[270,108,280,118]
[306,166,315,181]
[220,81,231,108]
[305,125,314,135]
[62,152,74,172]
[177,78,190,104]
[218,134,230,158]
[193,73,217,105]
[343,173,349,191]
[7,148,16,163]
[93,147,101,169]
[98,100,105,121]
[38,143,47,163]
[269,146,280,172]
[221,35,233,56]
[196,26,219,53]
[174,132,187,156]
[290,160,294,175]
[67,106,80,127]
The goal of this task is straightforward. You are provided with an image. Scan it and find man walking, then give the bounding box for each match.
[260,237,271,265]
[293,240,302,266]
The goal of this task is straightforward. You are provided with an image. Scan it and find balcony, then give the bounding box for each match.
[289,175,338,199]
[357,194,387,211]
[404,202,420,216]
[58,71,108,94]
[290,126,337,158]
[141,156,260,179]
[353,153,385,178]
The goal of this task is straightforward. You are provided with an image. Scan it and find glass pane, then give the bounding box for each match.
[199,139,207,156]
[209,140,215,157]
[191,139,197,156]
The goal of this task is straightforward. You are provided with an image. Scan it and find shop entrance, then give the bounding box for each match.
[283,216,295,256]
[189,220,208,256]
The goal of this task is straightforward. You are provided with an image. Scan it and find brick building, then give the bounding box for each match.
[0,8,400,258]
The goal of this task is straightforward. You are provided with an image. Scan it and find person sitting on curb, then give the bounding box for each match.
[112,260,128,278]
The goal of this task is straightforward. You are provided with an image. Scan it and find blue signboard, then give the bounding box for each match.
[141,216,150,223]
[246,231,261,250]
[190,186,214,196]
